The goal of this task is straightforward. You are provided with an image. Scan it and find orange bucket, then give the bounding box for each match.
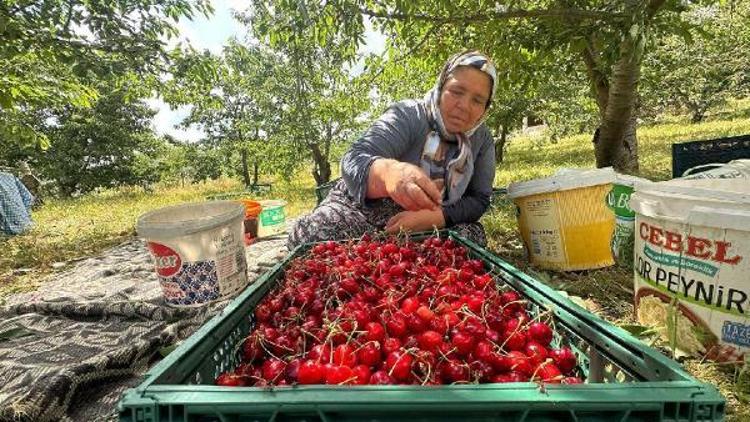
[241,200,262,219]
[239,200,262,243]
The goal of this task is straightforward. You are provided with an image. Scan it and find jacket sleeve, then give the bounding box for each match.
[341,102,419,205]
[441,130,495,225]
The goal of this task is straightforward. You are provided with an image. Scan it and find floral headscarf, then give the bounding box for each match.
[421,50,497,206]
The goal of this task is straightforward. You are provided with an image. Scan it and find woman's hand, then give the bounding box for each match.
[369,159,442,211]
[384,209,445,234]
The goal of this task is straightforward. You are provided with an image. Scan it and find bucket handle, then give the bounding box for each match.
[681,163,725,177]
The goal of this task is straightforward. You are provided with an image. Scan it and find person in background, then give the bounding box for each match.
[288,50,497,249]
[0,169,35,235]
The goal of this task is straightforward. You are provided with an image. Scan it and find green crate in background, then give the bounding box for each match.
[118,231,725,422]
[315,179,339,205]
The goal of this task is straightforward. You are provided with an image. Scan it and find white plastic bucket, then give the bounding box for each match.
[257,200,287,238]
[630,180,750,361]
[507,167,616,271]
[137,201,248,307]
[680,159,750,179]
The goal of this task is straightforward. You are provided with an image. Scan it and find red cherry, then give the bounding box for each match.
[215,372,247,386]
[528,322,553,346]
[369,370,396,385]
[385,350,413,381]
[364,322,386,343]
[418,330,443,352]
[451,331,475,356]
[352,364,372,385]
[325,365,355,385]
[549,347,577,374]
[333,344,358,367]
[298,360,325,384]
[357,341,382,367]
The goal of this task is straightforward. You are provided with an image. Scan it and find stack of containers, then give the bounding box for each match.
[630,178,750,361]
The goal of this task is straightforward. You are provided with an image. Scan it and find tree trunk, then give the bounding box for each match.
[495,122,508,163]
[581,38,610,120]
[240,148,251,188]
[592,25,644,174]
[253,160,259,185]
[309,143,331,186]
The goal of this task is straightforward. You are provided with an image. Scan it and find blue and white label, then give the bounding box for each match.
[721,321,750,347]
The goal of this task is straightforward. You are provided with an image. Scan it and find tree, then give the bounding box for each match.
[251,0,715,173]
[37,84,161,196]
[164,42,284,187]
[244,3,370,185]
[641,1,750,122]
[0,0,212,154]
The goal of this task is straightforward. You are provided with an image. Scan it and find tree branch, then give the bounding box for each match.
[646,0,667,21]
[63,0,75,35]
[7,1,34,16]
[358,24,439,88]
[360,7,626,24]
[581,36,610,117]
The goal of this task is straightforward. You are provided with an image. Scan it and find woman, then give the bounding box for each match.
[288,50,497,248]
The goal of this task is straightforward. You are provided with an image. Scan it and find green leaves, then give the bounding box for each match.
[640,1,749,122]
[0,0,213,158]
[619,323,660,340]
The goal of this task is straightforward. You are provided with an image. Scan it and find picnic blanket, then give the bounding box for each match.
[0,236,288,421]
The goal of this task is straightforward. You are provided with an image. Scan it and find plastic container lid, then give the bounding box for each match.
[259,199,287,208]
[507,167,616,199]
[612,173,651,187]
[137,201,245,239]
[630,180,750,230]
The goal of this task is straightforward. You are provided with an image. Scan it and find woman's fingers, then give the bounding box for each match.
[384,214,403,233]
[385,162,442,211]
[392,187,417,211]
[405,183,435,210]
[393,181,436,211]
[414,177,442,208]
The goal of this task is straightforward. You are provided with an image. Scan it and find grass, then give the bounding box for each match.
[1,99,749,418]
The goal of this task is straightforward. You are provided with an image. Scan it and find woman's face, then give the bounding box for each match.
[438,66,492,133]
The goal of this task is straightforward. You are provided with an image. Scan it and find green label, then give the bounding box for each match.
[260,207,285,226]
[606,184,635,218]
[612,219,635,268]
[643,245,718,277]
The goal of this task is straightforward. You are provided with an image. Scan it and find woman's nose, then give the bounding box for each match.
[455,96,468,111]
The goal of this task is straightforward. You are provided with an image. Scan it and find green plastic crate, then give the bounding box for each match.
[315,179,339,205]
[118,231,725,422]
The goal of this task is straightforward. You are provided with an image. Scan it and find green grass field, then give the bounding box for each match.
[2,99,749,419]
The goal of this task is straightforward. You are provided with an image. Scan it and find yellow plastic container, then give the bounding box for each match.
[507,168,616,271]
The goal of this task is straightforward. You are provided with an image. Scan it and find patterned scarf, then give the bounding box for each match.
[421,51,497,206]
